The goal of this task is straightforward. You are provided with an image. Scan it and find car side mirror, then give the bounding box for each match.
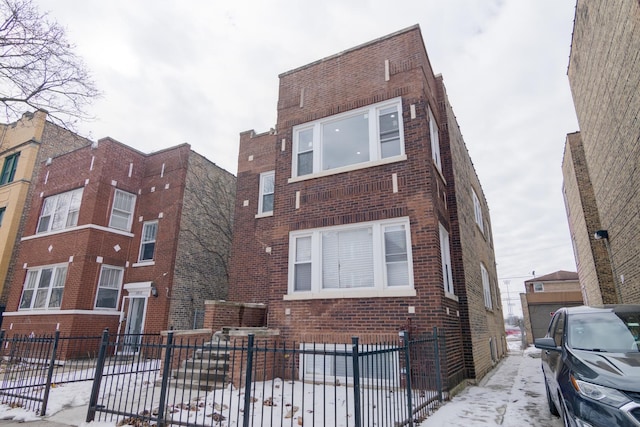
[535,337,561,351]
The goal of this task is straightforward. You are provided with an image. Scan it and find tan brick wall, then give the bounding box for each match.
[568,0,640,303]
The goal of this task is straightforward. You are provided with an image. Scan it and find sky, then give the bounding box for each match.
[32,0,580,317]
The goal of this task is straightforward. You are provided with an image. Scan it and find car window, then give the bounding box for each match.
[568,311,639,352]
[553,313,565,346]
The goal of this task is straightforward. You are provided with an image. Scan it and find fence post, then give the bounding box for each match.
[351,337,362,427]
[86,329,110,422]
[433,327,443,402]
[40,331,60,416]
[402,330,414,427]
[157,331,174,427]
[242,334,255,427]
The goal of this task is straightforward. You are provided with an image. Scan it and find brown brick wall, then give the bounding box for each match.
[229,26,501,386]
[568,0,640,303]
[1,117,91,305]
[4,138,232,337]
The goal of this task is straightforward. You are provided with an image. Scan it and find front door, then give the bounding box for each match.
[122,297,146,353]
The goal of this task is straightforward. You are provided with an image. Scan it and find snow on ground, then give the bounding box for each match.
[418,345,562,427]
[0,344,561,427]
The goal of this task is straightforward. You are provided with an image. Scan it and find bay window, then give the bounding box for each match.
[95,265,124,309]
[109,189,136,231]
[19,264,67,310]
[36,188,83,233]
[292,98,404,178]
[288,218,413,296]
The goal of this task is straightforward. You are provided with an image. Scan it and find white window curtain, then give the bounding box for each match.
[322,227,374,289]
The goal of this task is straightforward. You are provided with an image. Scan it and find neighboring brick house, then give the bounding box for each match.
[0,111,91,318]
[3,137,235,339]
[227,25,505,390]
[563,0,640,304]
[520,270,583,345]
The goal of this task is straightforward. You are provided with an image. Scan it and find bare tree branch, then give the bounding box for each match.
[0,0,99,129]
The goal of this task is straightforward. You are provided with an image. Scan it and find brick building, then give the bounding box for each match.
[520,270,583,345]
[3,138,235,338]
[562,0,640,304]
[227,25,505,389]
[0,111,90,318]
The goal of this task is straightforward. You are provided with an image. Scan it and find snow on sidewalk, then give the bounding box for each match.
[418,347,562,427]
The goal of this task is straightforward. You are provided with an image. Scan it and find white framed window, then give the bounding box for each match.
[292,98,404,178]
[258,171,275,215]
[18,264,67,310]
[481,263,492,309]
[429,106,441,172]
[95,265,124,309]
[533,282,544,293]
[299,343,398,384]
[36,188,83,234]
[439,223,454,296]
[288,218,414,296]
[472,189,483,232]
[138,221,158,262]
[109,189,136,231]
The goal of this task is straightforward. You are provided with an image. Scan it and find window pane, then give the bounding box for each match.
[385,226,409,286]
[295,263,312,291]
[141,242,155,261]
[298,152,313,176]
[262,194,274,213]
[297,129,314,176]
[296,236,311,262]
[51,192,71,230]
[142,222,158,242]
[110,211,130,230]
[294,236,312,291]
[322,113,369,170]
[379,107,401,158]
[96,288,119,309]
[19,290,33,309]
[48,288,63,308]
[322,228,373,289]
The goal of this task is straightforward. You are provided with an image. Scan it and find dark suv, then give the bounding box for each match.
[535,305,640,427]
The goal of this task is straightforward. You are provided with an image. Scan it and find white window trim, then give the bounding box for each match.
[533,282,544,293]
[481,263,492,309]
[18,263,68,311]
[439,223,455,297]
[109,189,136,232]
[429,105,441,172]
[257,170,275,217]
[286,217,415,299]
[36,188,84,234]
[138,220,158,262]
[472,189,484,233]
[290,97,406,180]
[94,265,124,310]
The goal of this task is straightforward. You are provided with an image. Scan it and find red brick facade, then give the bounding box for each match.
[227,26,504,388]
[3,138,234,341]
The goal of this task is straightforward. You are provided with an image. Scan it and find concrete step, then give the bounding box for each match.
[181,358,229,372]
[172,369,227,383]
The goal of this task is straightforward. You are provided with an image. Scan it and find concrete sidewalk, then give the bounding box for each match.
[419,347,562,426]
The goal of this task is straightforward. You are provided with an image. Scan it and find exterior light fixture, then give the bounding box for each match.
[594,230,609,240]
[150,284,158,298]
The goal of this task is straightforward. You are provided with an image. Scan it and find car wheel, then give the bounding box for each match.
[545,379,559,416]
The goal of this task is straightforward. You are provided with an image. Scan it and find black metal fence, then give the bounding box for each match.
[0,330,104,415]
[0,328,447,426]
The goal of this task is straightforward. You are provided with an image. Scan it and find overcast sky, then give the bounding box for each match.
[34,0,580,315]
